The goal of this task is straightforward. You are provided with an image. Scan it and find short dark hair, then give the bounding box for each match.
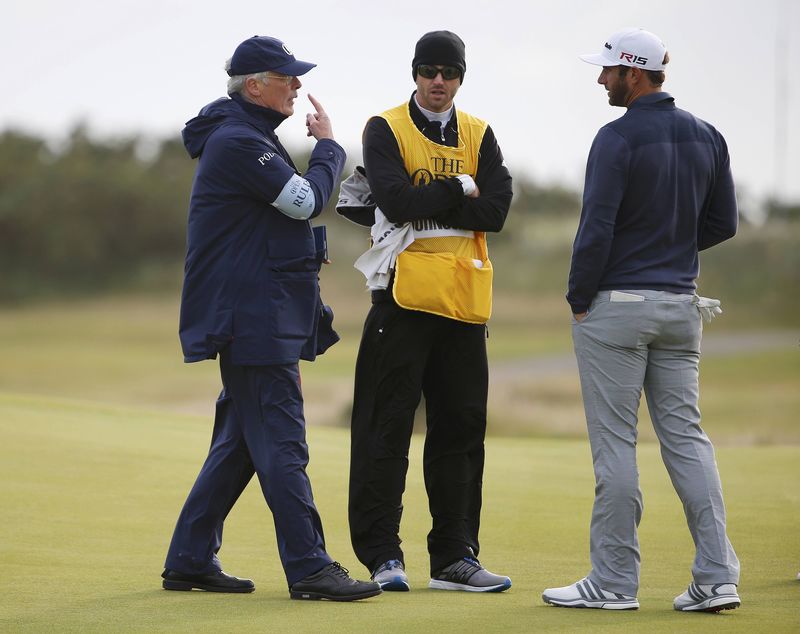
[617,51,669,87]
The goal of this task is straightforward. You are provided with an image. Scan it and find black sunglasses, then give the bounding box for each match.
[416,65,461,80]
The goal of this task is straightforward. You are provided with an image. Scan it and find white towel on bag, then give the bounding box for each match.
[354,208,415,290]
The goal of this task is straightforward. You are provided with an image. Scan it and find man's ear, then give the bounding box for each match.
[245,76,261,98]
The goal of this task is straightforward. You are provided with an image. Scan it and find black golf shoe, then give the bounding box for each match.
[290,562,382,601]
[162,568,255,593]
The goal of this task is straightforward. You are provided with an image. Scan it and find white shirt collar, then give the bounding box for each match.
[414,95,453,127]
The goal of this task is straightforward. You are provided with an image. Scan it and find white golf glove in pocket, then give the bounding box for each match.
[693,295,722,323]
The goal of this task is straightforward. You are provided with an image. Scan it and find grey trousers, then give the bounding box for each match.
[572,290,740,596]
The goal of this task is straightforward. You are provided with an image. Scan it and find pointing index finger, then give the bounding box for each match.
[307,93,325,115]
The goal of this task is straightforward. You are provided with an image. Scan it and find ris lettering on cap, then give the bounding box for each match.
[619,51,649,66]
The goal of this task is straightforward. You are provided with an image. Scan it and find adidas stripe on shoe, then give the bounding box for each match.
[542,577,639,610]
[673,582,740,612]
[428,557,511,592]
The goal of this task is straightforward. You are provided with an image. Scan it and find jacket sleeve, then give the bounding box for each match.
[204,129,346,218]
[567,126,630,314]
[362,116,465,223]
[697,133,738,250]
[436,125,512,233]
[303,138,347,218]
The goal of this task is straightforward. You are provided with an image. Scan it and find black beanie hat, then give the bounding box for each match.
[412,30,466,83]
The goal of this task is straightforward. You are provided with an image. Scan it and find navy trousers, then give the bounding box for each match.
[164,351,332,586]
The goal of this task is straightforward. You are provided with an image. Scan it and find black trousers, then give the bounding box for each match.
[348,298,488,575]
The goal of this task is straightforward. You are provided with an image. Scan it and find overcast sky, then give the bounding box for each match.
[4,0,798,203]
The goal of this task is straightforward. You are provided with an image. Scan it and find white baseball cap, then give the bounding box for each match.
[580,28,667,71]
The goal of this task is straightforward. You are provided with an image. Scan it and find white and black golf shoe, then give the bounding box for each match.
[542,577,639,610]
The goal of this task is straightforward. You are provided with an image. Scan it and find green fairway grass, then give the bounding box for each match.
[1,393,797,633]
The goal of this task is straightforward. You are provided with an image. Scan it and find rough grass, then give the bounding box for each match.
[1,393,799,633]
[0,295,797,442]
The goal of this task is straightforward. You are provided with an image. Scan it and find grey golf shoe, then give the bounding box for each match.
[371,559,410,591]
[429,557,511,592]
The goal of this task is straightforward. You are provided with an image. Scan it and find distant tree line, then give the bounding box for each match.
[1,126,795,303]
[0,126,582,302]
[764,198,800,221]
[0,126,194,300]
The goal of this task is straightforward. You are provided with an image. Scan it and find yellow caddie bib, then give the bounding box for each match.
[380,103,493,324]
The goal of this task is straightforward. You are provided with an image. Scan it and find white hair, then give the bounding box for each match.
[224,57,269,95]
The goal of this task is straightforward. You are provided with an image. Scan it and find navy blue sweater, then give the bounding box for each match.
[567,92,738,314]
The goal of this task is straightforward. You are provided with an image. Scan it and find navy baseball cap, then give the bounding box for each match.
[227,36,316,77]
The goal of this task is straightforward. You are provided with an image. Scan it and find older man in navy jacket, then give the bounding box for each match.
[161,35,380,602]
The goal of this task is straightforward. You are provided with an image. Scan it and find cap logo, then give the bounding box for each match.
[604,42,612,50]
[619,51,648,65]
[282,44,293,56]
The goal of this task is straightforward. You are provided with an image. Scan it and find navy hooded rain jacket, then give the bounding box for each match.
[179,93,346,364]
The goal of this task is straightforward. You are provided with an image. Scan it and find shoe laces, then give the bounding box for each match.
[463,557,482,569]
[374,559,403,575]
[327,562,350,578]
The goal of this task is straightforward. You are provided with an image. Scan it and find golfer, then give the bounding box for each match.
[542,27,741,613]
